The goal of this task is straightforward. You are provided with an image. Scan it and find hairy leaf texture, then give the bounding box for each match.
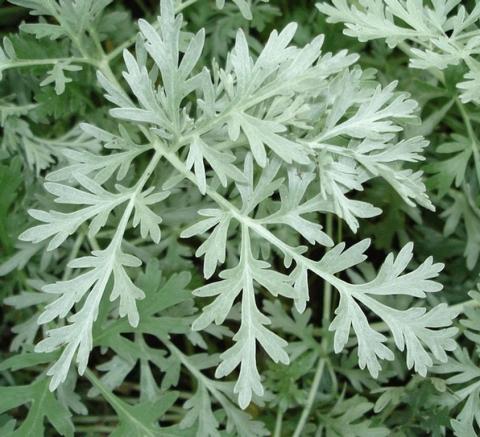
[1,0,464,433]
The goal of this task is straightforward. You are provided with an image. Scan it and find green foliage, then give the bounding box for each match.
[1,0,480,435]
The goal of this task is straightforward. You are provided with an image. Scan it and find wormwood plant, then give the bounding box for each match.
[0,0,476,435]
[317,1,480,435]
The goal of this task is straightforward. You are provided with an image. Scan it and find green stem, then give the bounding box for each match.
[274,406,284,437]
[456,98,480,186]
[88,25,107,59]
[163,339,234,411]
[292,212,335,437]
[87,233,101,251]
[176,0,200,13]
[62,231,85,280]
[291,358,326,437]
[84,368,156,437]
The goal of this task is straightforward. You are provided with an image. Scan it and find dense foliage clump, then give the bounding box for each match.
[1,1,480,435]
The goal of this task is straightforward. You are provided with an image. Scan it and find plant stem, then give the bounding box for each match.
[322,213,333,324]
[163,339,236,412]
[455,98,480,186]
[291,358,326,437]
[157,141,346,290]
[84,368,157,437]
[274,406,284,437]
[62,231,85,280]
[292,213,334,437]
[0,56,97,73]
[176,0,199,13]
